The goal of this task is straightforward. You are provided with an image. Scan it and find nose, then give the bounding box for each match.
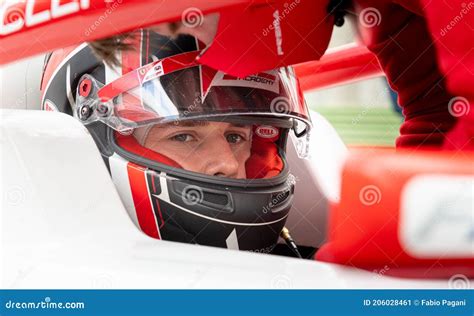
[202,138,240,178]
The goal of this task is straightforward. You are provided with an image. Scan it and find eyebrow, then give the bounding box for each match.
[159,121,249,128]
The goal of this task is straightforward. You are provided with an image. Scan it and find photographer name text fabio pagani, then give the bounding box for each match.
[420,299,466,307]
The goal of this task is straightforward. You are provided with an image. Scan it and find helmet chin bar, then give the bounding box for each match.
[136,165,296,252]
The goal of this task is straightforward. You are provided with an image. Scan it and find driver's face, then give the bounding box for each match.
[141,121,252,179]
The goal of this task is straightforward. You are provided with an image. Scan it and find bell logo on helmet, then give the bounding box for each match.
[0,0,90,36]
[255,125,279,139]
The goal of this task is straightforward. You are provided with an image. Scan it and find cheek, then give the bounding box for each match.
[234,142,252,165]
[147,141,207,173]
[234,142,251,178]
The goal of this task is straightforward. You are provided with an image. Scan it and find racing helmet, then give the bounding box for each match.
[41,29,312,253]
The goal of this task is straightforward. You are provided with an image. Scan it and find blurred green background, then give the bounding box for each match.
[314,107,402,147]
[303,20,404,148]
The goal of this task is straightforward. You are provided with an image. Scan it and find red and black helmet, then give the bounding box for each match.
[41,29,311,253]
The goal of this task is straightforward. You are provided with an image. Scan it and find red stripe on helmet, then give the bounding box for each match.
[98,50,200,101]
[118,31,145,119]
[127,162,161,239]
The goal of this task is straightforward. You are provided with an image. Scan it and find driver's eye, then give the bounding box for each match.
[171,134,194,142]
[226,134,243,144]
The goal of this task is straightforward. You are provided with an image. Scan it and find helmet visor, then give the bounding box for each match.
[75,52,311,136]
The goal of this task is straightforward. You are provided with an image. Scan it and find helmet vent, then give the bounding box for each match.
[202,192,229,206]
[268,189,292,213]
[174,181,234,213]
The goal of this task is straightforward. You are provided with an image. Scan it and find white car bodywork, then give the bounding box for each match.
[0,56,450,289]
